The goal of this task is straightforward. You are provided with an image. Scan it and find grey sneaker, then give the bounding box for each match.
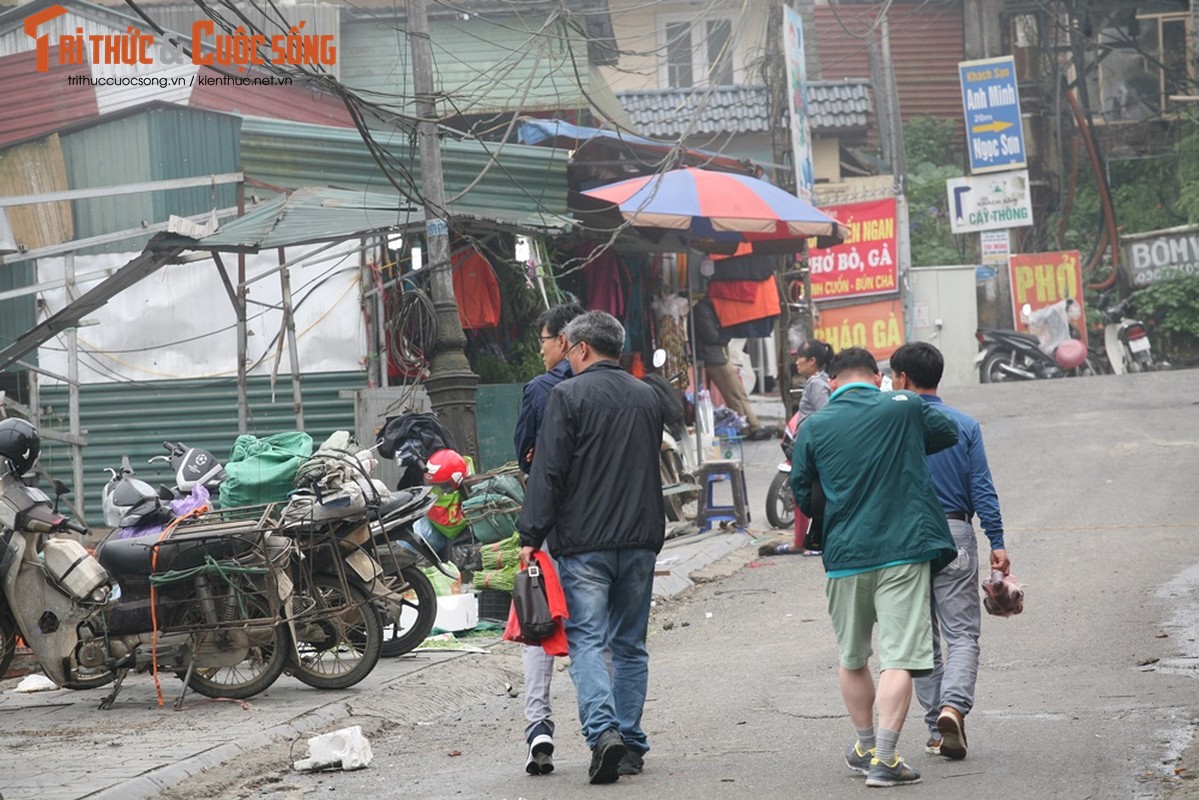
[865,756,921,787]
[845,742,875,775]
[924,736,942,756]
[525,732,554,775]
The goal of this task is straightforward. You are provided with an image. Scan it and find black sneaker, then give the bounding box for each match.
[588,729,627,784]
[618,749,644,775]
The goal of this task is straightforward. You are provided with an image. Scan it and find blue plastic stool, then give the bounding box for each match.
[695,459,749,532]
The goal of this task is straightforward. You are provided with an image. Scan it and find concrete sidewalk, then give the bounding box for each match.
[0,436,787,800]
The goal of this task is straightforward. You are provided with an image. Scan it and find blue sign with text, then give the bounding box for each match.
[959,55,1026,174]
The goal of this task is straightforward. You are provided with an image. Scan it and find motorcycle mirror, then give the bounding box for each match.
[652,348,667,369]
[52,478,70,497]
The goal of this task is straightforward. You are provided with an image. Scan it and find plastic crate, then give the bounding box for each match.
[477,588,512,623]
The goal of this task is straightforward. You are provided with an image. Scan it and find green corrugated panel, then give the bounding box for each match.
[146,107,240,222]
[59,106,241,255]
[476,383,524,473]
[240,119,570,231]
[37,370,365,527]
[341,15,590,116]
[0,260,36,373]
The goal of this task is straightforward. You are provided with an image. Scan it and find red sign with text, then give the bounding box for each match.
[807,198,899,302]
[813,297,905,361]
[1008,250,1087,344]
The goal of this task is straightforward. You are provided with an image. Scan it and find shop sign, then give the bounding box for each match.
[807,198,898,302]
[947,170,1033,234]
[959,55,1026,174]
[1122,228,1199,287]
[1008,250,1087,343]
[813,297,905,361]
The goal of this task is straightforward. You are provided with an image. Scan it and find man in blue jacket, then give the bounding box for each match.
[511,302,584,776]
[890,341,1010,762]
[792,347,958,788]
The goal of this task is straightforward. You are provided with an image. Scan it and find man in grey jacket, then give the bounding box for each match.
[517,311,665,784]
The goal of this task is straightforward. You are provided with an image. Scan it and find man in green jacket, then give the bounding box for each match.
[791,347,958,788]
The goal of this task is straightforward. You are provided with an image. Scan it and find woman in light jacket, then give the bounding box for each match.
[761,340,834,556]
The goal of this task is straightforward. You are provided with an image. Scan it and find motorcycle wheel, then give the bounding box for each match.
[287,573,383,690]
[765,471,796,529]
[979,351,1019,383]
[0,612,16,679]
[661,450,698,522]
[377,565,437,658]
[176,594,289,700]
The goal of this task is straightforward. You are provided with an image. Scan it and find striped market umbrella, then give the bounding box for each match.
[580,167,848,247]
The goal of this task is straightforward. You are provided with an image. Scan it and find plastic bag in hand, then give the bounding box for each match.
[981,570,1024,617]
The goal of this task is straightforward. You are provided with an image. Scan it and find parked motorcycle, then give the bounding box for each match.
[976,298,1103,382]
[644,350,700,523]
[1099,289,1160,374]
[765,412,798,529]
[1,419,294,710]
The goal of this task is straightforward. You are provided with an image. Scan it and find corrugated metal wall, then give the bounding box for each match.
[239,117,569,226]
[814,2,965,128]
[341,13,592,116]
[37,370,366,527]
[58,105,241,253]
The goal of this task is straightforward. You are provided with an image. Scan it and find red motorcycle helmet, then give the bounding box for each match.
[425,448,468,488]
[1054,339,1087,370]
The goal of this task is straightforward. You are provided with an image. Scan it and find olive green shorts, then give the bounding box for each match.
[825,561,933,672]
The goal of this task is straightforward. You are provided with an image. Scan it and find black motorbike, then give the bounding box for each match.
[976,299,1104,382]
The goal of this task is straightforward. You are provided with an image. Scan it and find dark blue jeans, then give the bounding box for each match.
[556,548,657,752]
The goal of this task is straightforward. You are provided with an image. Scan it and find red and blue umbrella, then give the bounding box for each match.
[580,167,848,246]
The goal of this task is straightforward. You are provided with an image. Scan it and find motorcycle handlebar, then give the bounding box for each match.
[63,519,88,535]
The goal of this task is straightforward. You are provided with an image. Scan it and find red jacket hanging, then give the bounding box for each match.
[502,550,569,656]
[451,247,501,330]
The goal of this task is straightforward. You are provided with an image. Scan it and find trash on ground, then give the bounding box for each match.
[14,674,58,693]
[293,725,373,772]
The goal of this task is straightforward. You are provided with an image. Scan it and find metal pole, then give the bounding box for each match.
[409,0,479,463]
[64,253,83,518]
[277,247,305,431]
[235,182,248,434]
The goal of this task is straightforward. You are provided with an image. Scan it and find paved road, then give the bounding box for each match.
[5,370,1199,799]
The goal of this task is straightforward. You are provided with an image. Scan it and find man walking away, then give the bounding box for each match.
[890,341,1011,762]
[791,347,958,787]
[512,302,584,775]
[517,311,665,784]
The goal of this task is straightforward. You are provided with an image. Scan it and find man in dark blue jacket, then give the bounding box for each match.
[518,310,665,784]
[511,302,583,776]
[890,342,1010,763]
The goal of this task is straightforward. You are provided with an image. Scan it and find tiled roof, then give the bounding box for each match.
[616,80,872,138]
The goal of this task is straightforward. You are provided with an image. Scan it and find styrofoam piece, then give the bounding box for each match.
[293,725,373,772]
[434,593,478,632]
[14,673,58,692]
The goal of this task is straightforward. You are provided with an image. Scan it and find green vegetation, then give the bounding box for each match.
[901,118,972,267]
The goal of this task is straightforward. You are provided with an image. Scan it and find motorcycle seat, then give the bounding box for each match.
[96,527,259,578]
[321,491,425,541]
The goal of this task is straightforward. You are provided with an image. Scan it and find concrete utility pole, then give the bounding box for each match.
[408,0,479,463]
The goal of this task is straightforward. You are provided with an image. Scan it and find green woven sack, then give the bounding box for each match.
[462,493,520,544]
[222,431,313,508]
